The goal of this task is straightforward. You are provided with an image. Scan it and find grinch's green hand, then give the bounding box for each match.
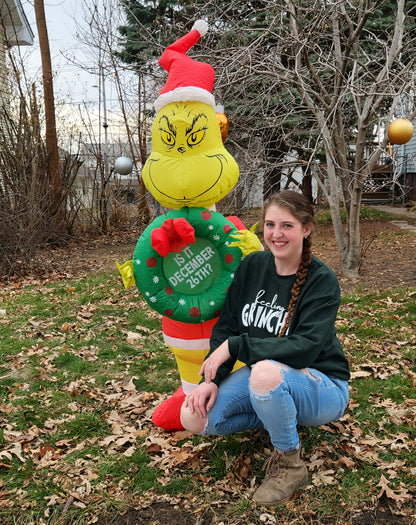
[229,223,262,257]
[116,260,135,289]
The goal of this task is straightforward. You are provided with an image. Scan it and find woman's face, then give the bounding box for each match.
[263,204,312,274]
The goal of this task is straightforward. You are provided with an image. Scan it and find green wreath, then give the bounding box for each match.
[133,207,242,323]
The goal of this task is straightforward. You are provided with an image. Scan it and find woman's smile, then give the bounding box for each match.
[264,205,311,275]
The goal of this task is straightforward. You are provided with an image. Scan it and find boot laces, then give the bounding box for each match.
[263,451,287,479]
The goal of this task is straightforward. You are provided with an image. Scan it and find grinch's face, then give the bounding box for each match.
[142,101,239,209]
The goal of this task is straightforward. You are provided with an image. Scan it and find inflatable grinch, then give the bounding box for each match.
[118,20,261,430]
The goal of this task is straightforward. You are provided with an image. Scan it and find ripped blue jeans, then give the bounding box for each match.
[201,361,349,453]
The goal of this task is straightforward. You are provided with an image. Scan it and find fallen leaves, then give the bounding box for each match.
[126,325,161,346]
[371,397,416,428]
[145,434,210,472]
[312,469,336,486]
[0,443,25,463]
[98,408,147,457]
[0,373,161,515]
[377,474,413,504]
[1,265,415,524]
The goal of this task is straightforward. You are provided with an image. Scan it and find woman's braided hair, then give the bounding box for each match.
[262,190,315,338]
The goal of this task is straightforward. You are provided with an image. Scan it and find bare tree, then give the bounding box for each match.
[62,0,151,230]
[0,52,82,275]
[198,0,416,277]
[33,0,63,232]
[280,0,415,276]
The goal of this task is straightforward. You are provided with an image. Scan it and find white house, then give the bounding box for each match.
[0,0,34,99]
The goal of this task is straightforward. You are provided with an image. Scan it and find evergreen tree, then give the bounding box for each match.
[117,1,199,69]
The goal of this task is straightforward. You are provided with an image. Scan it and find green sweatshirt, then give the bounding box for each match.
[208,250,350,385]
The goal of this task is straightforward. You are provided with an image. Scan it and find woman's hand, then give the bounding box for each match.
[199,340,231,383]
[184,381,218,419]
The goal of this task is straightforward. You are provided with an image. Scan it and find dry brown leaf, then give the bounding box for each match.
[377,474,413,504]
[39,443,55,459]
[312,469,336,486]
[336,456,356,469]
[350,370,372,379]
[126,331,144,344]
[214,482,235,494]
[404,366,416,387]
[233,457,251,482]
[259,512,277,524]
[0,443,25,463]
[308,458,326,471]
[123,446,136,457]
[120,376,138,391]
[45,494,63,507]
[146,443,163,454]
[0,496,13,508]
[167,430,192,444]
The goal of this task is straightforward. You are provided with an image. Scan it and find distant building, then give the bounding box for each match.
[360,125,416,204]
[395,123,416,201]
[74,143,141,208]
[0,0,34,99]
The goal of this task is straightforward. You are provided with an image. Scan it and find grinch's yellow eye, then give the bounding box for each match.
[161,130,175,147]
[187,129,205,147]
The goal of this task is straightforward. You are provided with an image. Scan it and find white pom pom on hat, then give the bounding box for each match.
[192,20,208,36]
[154,20,215,113]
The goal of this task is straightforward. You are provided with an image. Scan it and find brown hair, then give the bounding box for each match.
[263,190,315,337]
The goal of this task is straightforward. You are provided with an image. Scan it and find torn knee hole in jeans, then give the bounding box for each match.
[250,366,321,395]
[200,419,210,435]
[250,381,278,396]
[250,363,285,396]
[301,368,321,382]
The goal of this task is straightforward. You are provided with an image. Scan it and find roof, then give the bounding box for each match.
[1,0,34,46]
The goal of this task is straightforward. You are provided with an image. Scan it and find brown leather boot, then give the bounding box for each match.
[252,448,308,505]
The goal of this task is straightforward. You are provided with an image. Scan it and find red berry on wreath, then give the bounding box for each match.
[225,253,234,264]
[190,307,200,318]
[147,257,157,268]
[201,211,212,220]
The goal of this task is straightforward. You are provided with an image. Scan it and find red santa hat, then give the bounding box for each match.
[154,20,216,113]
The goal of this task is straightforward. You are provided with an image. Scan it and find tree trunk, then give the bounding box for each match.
[109,56,150,224]
[302,167,313,203]
[34,0,63,234]
[264,166,282,198]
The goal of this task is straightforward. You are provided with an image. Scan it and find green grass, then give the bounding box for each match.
[315,204,392,224]
[0,267,415,525]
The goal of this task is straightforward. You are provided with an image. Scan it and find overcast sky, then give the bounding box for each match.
[22,0,100,105]
[19,0,132,143]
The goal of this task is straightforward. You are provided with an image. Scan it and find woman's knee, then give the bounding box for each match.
[180,403,207,434]
[250,360,286,395]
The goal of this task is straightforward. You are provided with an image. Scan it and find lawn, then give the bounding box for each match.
[0,266,415,524]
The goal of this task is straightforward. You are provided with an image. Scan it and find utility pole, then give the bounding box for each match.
[33,0,63,231]
[100,61,110,229]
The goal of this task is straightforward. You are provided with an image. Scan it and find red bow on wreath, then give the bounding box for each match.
[151,218,195,257]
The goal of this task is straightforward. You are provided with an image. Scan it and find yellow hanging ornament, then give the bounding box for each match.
[215,104,229,142]
[387,118,414,145]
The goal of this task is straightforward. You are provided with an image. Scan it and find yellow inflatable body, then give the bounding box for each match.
[118,21,261,430]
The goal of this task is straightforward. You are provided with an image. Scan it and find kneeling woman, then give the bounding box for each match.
[180,190,350,506]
